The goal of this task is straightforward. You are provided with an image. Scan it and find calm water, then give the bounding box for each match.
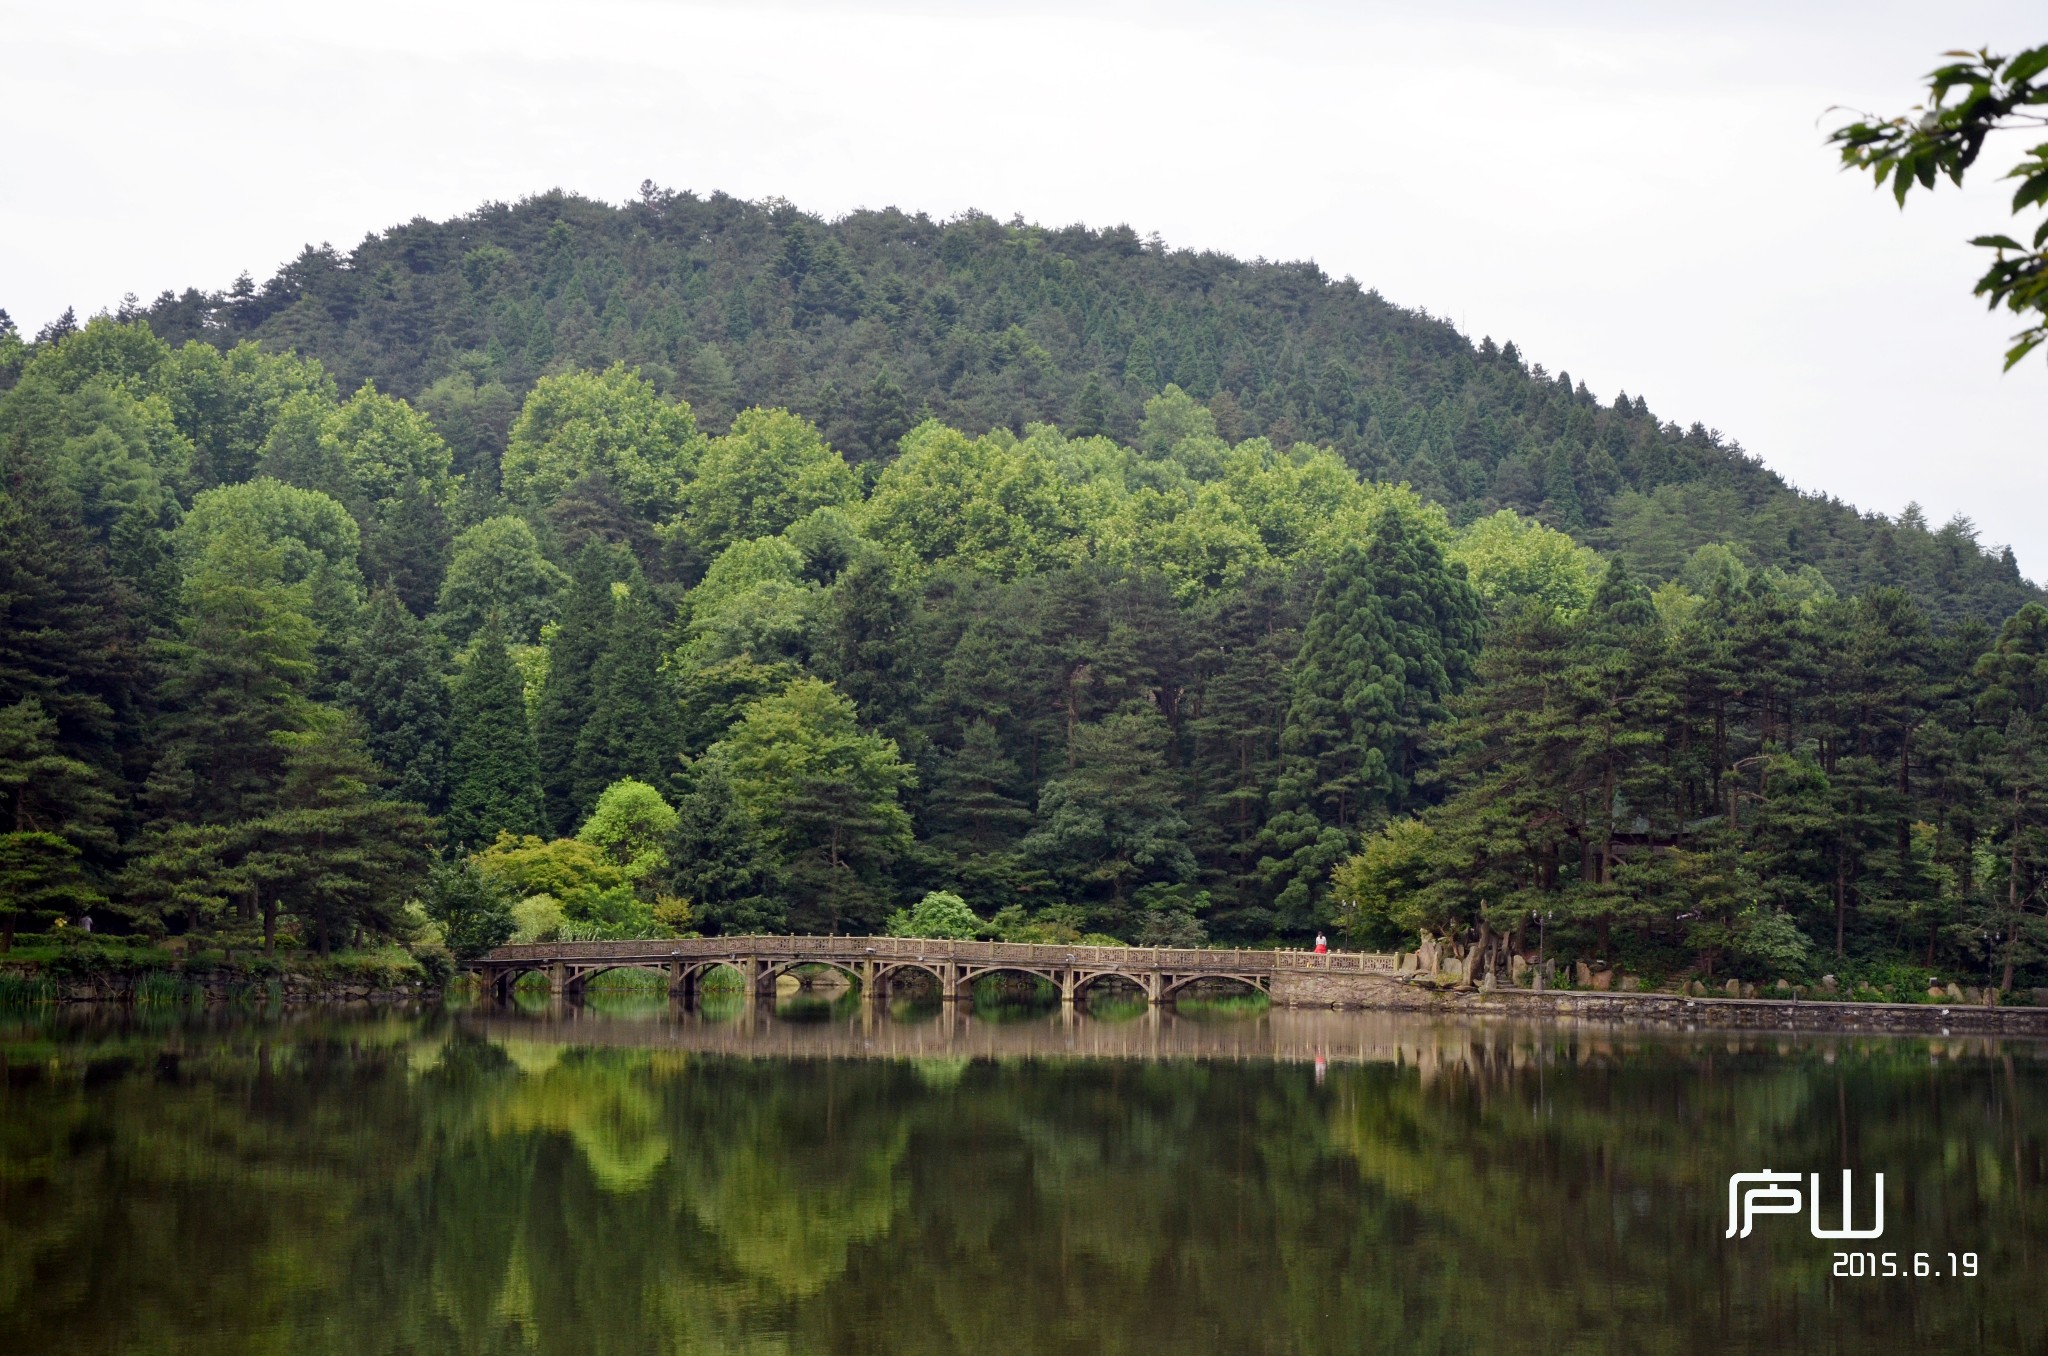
[1,996,2043,1355]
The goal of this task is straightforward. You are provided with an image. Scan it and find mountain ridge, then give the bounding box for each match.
[46,183,2043,623]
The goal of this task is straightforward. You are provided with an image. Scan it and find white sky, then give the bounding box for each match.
[5,0,2045,577]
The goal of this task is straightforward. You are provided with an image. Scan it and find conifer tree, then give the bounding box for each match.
[237,716,434,952]
[572,573,678,809]
[446,617,545,849]
[154,522,318,825]
[0,697,120,947]
[341,587,452,812]
[814,549,914,743]
[535,541,621,832]
[929,719,1033,855]
[362,477,452,617]
[0,435,144,769]
[1023,703,1195,928]
[662,761,784,935]
[1070,373,1108,439]
[854,370,912,464]
[1263,510,1482,931]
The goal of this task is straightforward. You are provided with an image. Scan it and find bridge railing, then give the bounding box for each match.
[475,935,1394,972]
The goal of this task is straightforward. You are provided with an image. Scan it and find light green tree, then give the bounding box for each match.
[577,780,681,884]
[1449,510,1602,616]
[434,515,569,644]
[683,407,859,559]
[886,890,986,940]
[502,363,702,517]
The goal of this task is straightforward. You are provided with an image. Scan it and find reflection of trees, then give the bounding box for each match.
[1,1015,2046,1354]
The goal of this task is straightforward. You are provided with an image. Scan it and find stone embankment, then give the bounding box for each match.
[1268,969,2048,1036]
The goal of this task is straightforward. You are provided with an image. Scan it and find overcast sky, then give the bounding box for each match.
[5,0,2045,576]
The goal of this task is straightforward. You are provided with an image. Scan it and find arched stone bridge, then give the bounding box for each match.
[466,935,1396,1006]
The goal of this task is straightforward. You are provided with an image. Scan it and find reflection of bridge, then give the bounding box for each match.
[467,936,1395,1005]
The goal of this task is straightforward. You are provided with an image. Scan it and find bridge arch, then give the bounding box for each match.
[563,962,676,994]
[1161,972,1270,1000]
[872,961,944,997]
[759,958,863,990]
[1072,970,1152,1000]
[957,964,1061,990]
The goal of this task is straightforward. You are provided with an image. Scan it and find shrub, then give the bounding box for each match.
[887,890,986,940]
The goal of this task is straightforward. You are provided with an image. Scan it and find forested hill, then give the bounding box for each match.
[97,185,2036,625]
[11,185,2048,992]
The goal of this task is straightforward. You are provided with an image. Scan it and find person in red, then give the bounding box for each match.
[1313,933,1328,954]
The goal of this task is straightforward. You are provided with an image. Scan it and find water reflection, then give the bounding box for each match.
[1,1003,2043,1355]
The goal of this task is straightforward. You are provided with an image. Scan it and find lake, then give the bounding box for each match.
[1,995,2042,1354]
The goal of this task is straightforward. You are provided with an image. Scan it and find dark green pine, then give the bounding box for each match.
[446,617,545,849]
[535,541,621,832]
[341,586,453,813]
[571,573,678,813]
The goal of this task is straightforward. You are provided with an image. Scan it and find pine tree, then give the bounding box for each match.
[535,541,622,832]
[0,697,120,947]
[571,573,678,810]
[1022,703,1194,930]
[154,522,318,825]
[1263,511,1482,931]
[1543,445,1585,531]
[0,435,144,771]
[237,716,435,952]
[1070,373,1108,438]
[446,618,545,849]
[341,587,452,812]
[814,549,914,743]
[663,761,785,934]
[854,369,912,463]
[362,477,452,617]
[929,719,1033,854]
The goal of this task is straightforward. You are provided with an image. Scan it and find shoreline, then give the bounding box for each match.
[1271,971,2048,1037]
[9,960,2048,1037]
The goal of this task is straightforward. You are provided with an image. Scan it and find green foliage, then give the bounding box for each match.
[571,573,680,810]
[705,677,914,933]
[235,716,435,954]
[472,833,629,913]
[421,858,516,960]
[662,760,784,935]
[339,587,451,811]
[9,185,2048,971]
[576,779,679,883]
[1023,704,1194,925]
[533,542,623,831]
[501,363,702,518]
[434,515,567,645]
[886,890,986,940]
[683,407,859,560]
[1829,44,2048,367]
[446,619,546,849]
[1450,510,1602,616]
[174,477,363,600]
[1264,507,1482,927]
[471,830,659,940]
